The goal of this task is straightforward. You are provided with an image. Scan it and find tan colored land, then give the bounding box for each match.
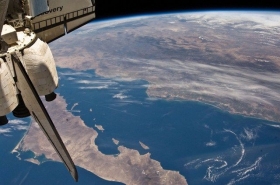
[25,158,40,165]
[112,138,119,145]
[51,13,280,123]
[13,95,187,185]
[94,124,105,132]
[139,141,149,150]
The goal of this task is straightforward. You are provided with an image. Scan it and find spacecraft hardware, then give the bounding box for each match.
[0,0,96,181]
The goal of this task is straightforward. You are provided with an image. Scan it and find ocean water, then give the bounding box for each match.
[57,68,280,184]
[1,67,280,184]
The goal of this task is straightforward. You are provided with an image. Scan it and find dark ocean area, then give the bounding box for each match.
[1,67,280,184]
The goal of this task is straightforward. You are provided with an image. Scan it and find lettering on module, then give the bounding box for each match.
[36,6,64,17]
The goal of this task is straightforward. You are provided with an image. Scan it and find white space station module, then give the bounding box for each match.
[0,0,95,181]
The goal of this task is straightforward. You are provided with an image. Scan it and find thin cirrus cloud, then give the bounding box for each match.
[75,79,118,90]
[0,119,29,136]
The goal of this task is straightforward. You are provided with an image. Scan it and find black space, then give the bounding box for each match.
[95,0,280,20]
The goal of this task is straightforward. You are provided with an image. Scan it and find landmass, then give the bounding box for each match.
[94,124,105,132]
[13,95,187,185]
[112,138,119,145]
[139,141,149,150]
[50,13,280,123]
[25,158,40,165]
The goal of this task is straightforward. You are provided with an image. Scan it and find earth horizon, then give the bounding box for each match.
[1,10,280,185]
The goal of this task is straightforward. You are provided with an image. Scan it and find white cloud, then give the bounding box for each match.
[59,72,92,77]
[13,125,29,131]
[239,126,260,142]
[113,93,128,99]
[67,77,75,80]
[8,119,27,125]
[265,124,280,129]
[206,141,216,147]
[0,119,29,136]
[75,80,116,85]
[79,85,109,89]
[0,128,12,134]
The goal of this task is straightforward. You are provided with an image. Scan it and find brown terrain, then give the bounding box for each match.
[11,12,280,185]
[13,95,187,185]
[50,13,280,123]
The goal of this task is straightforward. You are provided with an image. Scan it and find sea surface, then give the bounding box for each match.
[1,67,280,184]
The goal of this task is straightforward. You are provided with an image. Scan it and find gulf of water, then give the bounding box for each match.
[58,68,280,184]
[1,67,280,184]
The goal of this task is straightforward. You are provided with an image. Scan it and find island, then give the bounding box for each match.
[13,95,187,185]
[139,141,149,150]
[94,124,105,132]
[112,138,120,145]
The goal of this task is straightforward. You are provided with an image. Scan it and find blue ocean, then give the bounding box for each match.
[1,67,280,184]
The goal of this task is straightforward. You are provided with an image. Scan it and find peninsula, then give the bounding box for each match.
[13,95,187,185]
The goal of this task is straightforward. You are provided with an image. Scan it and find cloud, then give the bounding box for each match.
[175,12,280,30]
[206,141,216,147]
[113,93,128,99]
[59,72,93,78]
[0,119,29,136]
[75,79,118,90]
[0,128,12,134]
[265,124,280,129]
[12,125,29,131]
[78,85,109,89]
[67,77,75,80]
[8,119,27,125]
[75,80,117,85]
[240,128,258,141]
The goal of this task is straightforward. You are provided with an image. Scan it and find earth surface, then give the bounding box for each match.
[1,11,280,185]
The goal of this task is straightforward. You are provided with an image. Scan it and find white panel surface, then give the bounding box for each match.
[12,54,77,181]
[0,58,18,116]
[66,13,95,32]
[22,39,58,96]
[35,24,65,42]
